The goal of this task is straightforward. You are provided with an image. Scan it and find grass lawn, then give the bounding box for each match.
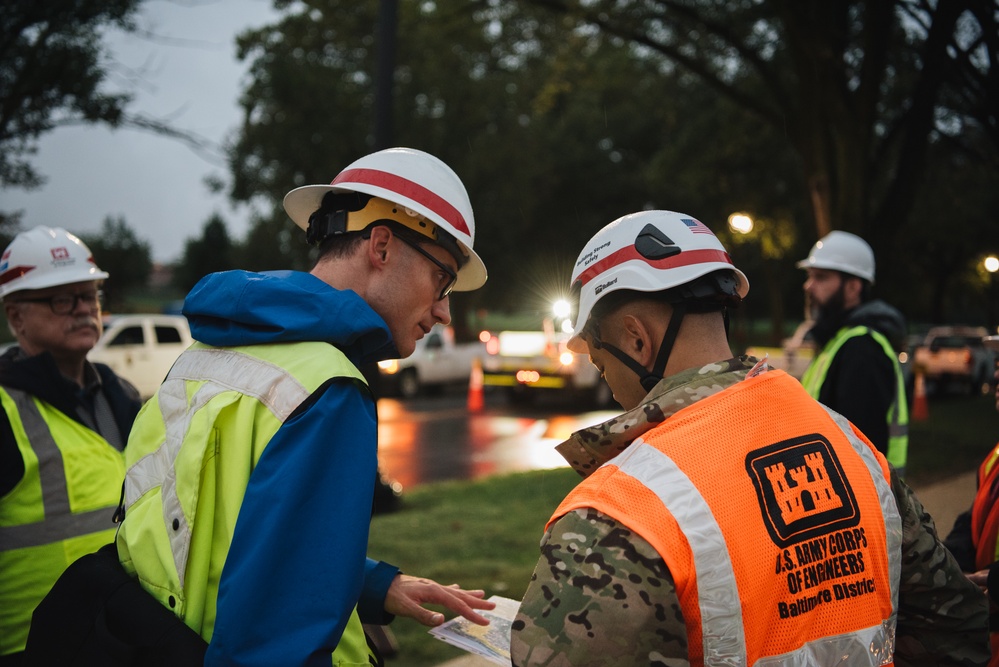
[368,391,999,666]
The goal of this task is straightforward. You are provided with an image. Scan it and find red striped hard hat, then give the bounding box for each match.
[284,147,486,291]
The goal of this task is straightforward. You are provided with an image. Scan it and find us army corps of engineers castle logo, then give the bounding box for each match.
[746,434,860,547]
[746,435,877,618]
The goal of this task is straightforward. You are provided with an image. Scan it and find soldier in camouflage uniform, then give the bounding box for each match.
[510,211,988,666]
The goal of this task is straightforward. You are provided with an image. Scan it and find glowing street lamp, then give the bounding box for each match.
[728,213,754,235]
[986,256,999,332]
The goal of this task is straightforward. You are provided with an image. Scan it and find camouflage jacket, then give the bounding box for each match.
[510,357,988,666]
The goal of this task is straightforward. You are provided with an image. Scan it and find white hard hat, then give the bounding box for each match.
[796,230,875,284]
[283,147,486,291]
[0,226,108,298]
[568,210,749,346]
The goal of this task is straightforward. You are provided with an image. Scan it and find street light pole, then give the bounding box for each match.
[985,255,999,333]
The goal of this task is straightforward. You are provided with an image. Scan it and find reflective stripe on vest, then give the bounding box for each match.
[971,441,999,567]
[123,347,314,585]
[801,325,909,472]
[0,388,117,549]
[118,343,373,665]
[0,386,124,656]
[550,371,901,665]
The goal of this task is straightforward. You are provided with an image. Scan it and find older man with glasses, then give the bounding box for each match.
[0,225,142,664]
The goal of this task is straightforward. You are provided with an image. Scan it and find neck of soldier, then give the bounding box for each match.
[658,312,734,377]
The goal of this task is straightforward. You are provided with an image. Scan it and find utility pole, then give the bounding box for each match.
[373,0,398,150]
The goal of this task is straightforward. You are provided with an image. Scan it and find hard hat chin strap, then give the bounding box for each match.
[596,302,688,394]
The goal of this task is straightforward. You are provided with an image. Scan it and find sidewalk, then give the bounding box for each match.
[431,471,979,667]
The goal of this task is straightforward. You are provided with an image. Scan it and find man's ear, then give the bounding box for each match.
[366,225,393,267]
[842,275,863,305]
[4,302,22,332]
[619,313,656,366]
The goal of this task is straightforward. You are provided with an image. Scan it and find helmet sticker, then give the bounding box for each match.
[681,218,715,236]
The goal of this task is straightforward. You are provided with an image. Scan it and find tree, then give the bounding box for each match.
[79,216,152,311]
[518,0,999,262]
[174,214,235,291]
[227,1,806,324]
[0,1,140,194]
[0,1,225,228]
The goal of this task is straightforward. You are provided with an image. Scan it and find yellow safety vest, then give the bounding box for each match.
[0,387,125,655]
[801,325,909,473]
[115,341,375,666]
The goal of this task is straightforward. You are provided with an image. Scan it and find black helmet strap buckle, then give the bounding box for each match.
[306,192,372,245]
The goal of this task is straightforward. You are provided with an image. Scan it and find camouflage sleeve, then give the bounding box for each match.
[510,508,690,667]
[892,470,990,666]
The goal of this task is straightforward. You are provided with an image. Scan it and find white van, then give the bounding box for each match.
[89,314,193,398]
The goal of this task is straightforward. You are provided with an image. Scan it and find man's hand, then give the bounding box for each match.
[384,574,496,627]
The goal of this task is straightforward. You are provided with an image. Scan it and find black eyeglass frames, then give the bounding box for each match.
[396,236,458,301]
[11,289,104,315]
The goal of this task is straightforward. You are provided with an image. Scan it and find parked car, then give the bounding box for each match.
[88,314,193,398]
[376,324,484,398]
[912,325,996,395]
[480,301,614,408]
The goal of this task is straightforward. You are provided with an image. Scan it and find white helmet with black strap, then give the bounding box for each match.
[283,147,486,292]
[568,210,749,391]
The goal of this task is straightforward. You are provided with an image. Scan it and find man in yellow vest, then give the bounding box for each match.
[510,211,988,665]
[114,148,494,666]
[797,231,909,475]
[0,226,142,664]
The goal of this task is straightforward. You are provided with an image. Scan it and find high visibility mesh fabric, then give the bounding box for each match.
[551,371,894,665]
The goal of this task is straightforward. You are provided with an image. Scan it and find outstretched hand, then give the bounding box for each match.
[384,574,496,627]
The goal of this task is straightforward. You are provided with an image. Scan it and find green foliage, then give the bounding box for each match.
[79,216,152,311]
[220,0,998,329]
[0,1,140,190]
[367,468,580,666]
[173,214,236,291]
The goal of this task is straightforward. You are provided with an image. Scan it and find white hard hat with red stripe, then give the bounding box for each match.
[569,210,748,349]
[284,147,486,291]
[0,226,109,299]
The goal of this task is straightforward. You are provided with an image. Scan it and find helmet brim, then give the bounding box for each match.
[284,184,486,291]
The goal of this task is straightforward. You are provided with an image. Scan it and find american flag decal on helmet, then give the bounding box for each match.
[682,218,714,235]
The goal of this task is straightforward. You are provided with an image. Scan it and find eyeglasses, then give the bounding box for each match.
[396,236,458,301]
[12,289,104,315]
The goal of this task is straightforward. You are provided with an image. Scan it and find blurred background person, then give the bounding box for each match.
[944,334,999,666]
[797,231,909,476]
[0,226,140,665]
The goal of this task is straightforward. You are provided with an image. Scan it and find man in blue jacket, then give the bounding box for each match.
[114,147,493,666]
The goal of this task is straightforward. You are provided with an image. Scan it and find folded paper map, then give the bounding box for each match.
[429,595,520,665]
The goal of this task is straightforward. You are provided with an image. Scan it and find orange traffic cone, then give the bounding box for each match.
[467,356,484,412]
[911,370,929,421]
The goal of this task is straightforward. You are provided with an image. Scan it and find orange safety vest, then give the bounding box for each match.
[971,441,999,571]
[970,441,999,667]
[549,370,901,666]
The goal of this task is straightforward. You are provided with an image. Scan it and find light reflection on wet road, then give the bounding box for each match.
[375,391,619,490]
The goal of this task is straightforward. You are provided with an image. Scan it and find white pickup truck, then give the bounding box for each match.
[912,325,995,395]
[88,314,193,398]
[376,324,484,398]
